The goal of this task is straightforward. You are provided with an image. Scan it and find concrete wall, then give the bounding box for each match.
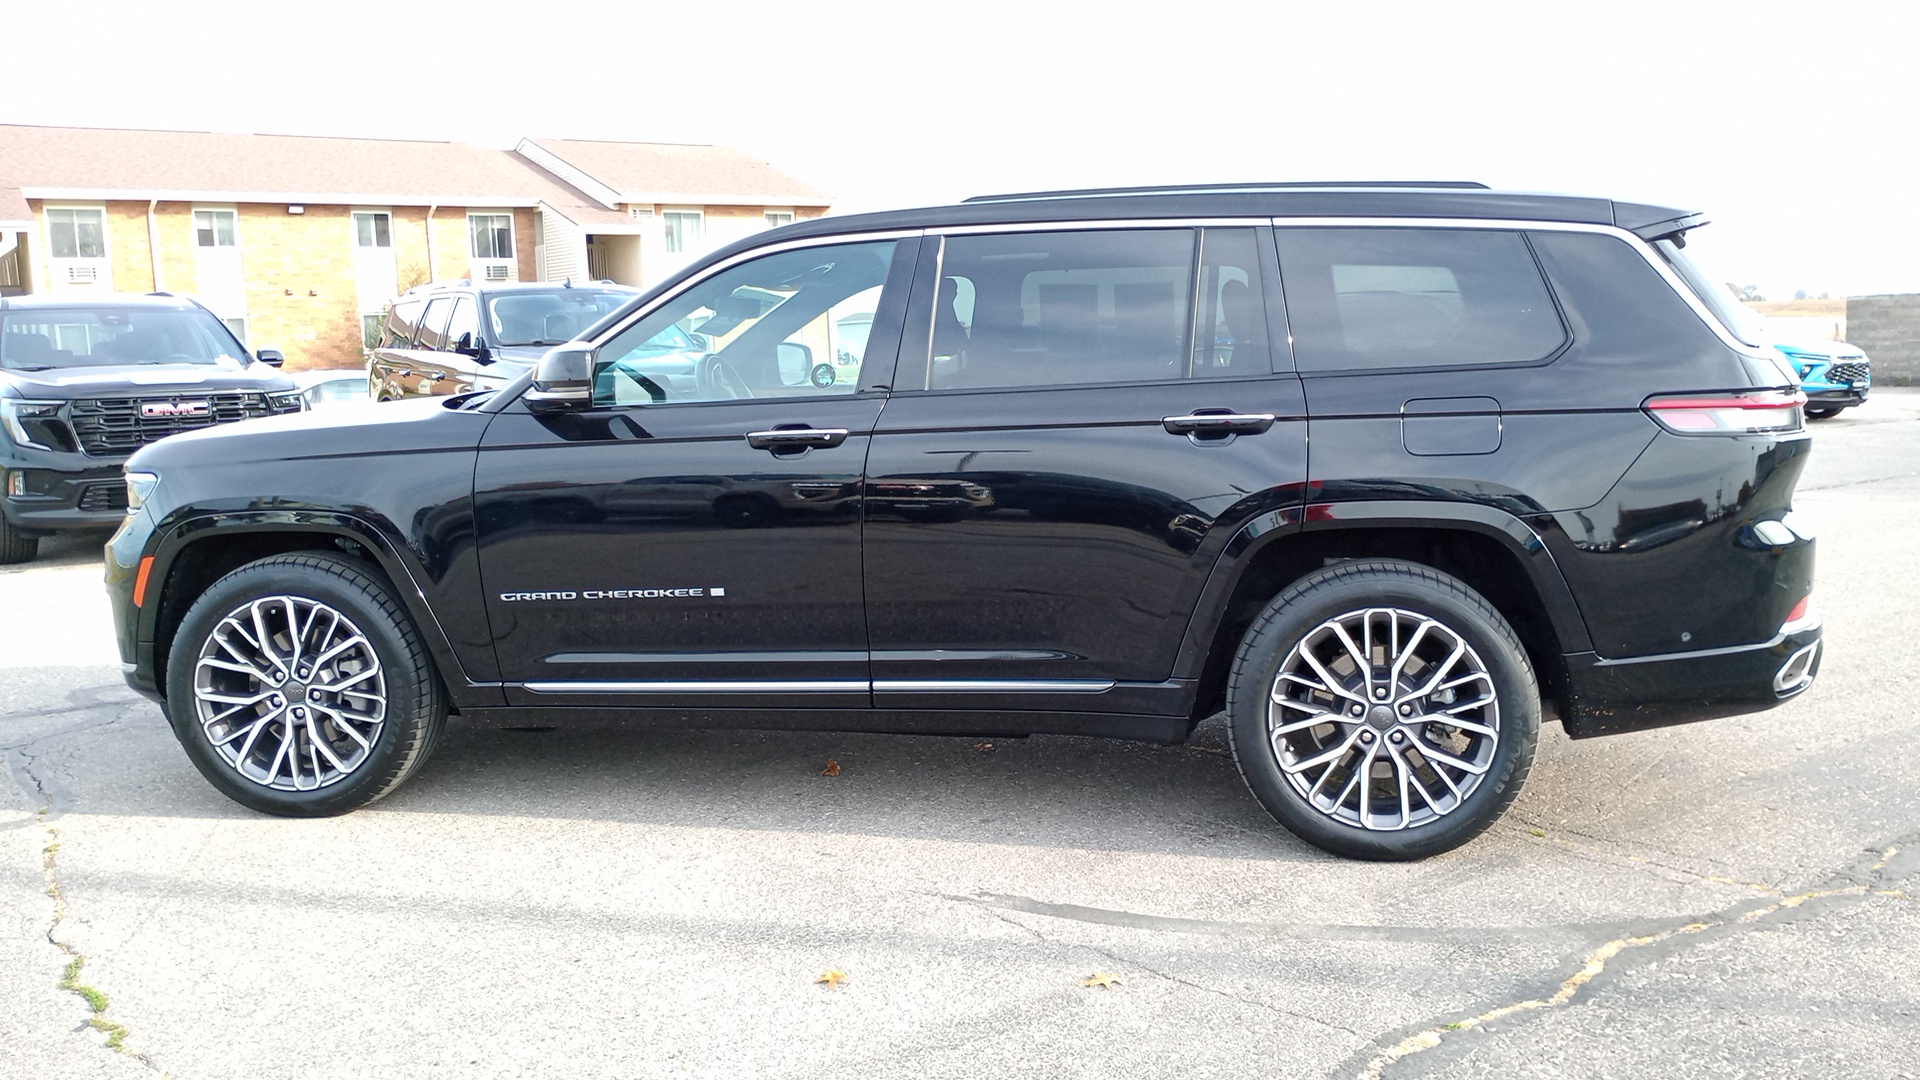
[1846,294,1920,386]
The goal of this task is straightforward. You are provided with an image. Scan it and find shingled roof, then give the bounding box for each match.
[518,138,830,207]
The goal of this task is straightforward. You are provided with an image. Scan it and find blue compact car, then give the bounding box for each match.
[1775,338,1872,419]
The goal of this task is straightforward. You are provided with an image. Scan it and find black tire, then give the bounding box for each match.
[1805,406,1841,420]
[164,552,446,816]
[0,514,37,565]
[1225,559,1538,860]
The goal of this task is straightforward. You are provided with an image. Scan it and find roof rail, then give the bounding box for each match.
[963,181,1492,204]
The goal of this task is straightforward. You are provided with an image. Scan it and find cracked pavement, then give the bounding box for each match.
[3,390,1918,1079]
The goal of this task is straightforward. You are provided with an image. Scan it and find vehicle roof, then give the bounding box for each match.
[757,184,1698,244]
[0,292,206,312]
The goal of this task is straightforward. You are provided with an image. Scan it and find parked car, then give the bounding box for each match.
[105,182,1820,860]
[1772,337,1871,419]
[369,280,638,401]
[289,368,371,409]
[1,293,301,563]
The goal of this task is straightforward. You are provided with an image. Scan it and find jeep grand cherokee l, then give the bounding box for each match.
[104,183,1821,860]
[1,294,301,563]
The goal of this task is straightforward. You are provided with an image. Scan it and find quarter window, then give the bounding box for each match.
[354,212,392,248]
[415,297,456,351]
[47,209,106,259]
[593,239,902,406]
[1275,228,1564,372]
[469,214,515,260]
[384,298,425,347]
[922,229,1196,390]
[663,211,704,254]
[194,210,237,248]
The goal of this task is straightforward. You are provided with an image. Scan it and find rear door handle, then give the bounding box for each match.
[1162,412,1276,436]
[746,427,850,451]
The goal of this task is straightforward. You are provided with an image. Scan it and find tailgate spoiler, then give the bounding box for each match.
[1614,201,1709,242]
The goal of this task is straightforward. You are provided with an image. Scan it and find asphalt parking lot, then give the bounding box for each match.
[4,392,1917,1080]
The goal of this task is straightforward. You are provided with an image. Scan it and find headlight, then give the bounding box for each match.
[124,471,160,512]
[0,398,66,451]
[266,389,307,413]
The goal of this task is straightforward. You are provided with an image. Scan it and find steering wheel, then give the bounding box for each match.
[702,356,755,399]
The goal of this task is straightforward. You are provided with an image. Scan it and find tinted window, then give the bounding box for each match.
[924,229,1195,390]
[1,308,245,370]
[444,296,478,351]
[415,297,456,351]
[1194,228,1271,378]
[593,239,901,406]
[383,298,424,347]
[487,290,634,346]
[1275,228,1564,372]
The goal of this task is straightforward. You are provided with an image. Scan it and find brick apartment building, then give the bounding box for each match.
[0,125,829,369]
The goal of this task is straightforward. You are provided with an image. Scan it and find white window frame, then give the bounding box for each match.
[662,209,705,255]
[765,209,795,229]
[352,210,393,249]
[192,208,239,249]
[43,204,112,289]
[467,211,516,261]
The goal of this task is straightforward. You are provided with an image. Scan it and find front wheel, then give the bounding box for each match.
[0,513,38,564]
[165,552,446,816]
[1226,559,1538,860]
[1805,405,1842,420]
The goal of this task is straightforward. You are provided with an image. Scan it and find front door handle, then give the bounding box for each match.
[1162,412,1276,436]
[746,427,850,451]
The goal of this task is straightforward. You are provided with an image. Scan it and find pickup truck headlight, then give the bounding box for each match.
[266,389,307,413]
[0,398,67,451]
[125,470,160,512]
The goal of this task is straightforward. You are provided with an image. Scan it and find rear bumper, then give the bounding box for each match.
[1558,622,1823,738]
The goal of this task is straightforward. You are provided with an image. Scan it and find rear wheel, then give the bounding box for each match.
[165,552,446,815]
[1226,559,1538,860]
[0,514,38,564]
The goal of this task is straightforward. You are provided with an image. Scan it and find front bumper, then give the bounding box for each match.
[104,506,165,703]
[2,444,130,535]
[1558,622,1823,738]
[1806,387,1867,409]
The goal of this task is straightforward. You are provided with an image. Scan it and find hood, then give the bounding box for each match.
[1772,338,1867,361]
[1,361,296,401]
[127,394,485,472]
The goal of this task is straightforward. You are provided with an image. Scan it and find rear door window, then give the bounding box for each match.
[1275,228,1565,372]
[920,229,1196,390]
[414,297,456,351]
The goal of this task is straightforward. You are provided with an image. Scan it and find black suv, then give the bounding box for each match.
[104,184,1821,859]
[368,280,637,400]
[1,294,302,563]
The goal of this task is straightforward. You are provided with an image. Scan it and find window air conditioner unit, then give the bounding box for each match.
[68,265,98,284]
[484,264,511,281]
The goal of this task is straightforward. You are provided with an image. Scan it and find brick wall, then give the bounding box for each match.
[105,201,154,291]
[1845,294,1920,386]
[152,202,199,295]
[236,204,363,371]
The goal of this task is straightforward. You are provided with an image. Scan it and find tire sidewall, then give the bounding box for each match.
[1229,564,1538,860]
[165,558,429,816]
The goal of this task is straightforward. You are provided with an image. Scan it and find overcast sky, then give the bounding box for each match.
[8,0,1915,299]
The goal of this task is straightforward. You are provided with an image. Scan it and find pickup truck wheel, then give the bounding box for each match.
[165,552,446,816]
[0,514,37,564]
[1226,559,1537,860]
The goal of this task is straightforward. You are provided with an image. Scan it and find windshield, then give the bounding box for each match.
[1652,235,1767,348]
[486,290,634,347]
[0,308,248,371]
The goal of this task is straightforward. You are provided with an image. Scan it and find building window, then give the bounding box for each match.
[354,212,392,248]
[195,210,237,248]
[223,317,249,347]
[765,210,795,228]
[663,211,703,254]
[48,208,106,259]
[469,214,515,260]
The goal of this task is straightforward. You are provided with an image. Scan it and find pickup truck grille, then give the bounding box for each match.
[66,392,292,456]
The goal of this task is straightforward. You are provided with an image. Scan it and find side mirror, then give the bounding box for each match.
[777,341,813,385]
[524,344,595,413]
[256,348,286,367]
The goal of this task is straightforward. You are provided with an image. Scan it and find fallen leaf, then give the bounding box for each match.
[973,741,996,753]
[819,759,841,777]
[816,969,849,989]
[1081,972,1123,990]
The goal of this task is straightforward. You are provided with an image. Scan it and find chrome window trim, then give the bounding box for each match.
[1266,216,1775,360]
[872,679,1117,694]
[934,218,1270,236]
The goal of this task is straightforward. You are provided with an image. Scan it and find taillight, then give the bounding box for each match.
[1644,389,1805,436]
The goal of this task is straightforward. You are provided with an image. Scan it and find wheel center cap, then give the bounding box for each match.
[1366,704,1398,731]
